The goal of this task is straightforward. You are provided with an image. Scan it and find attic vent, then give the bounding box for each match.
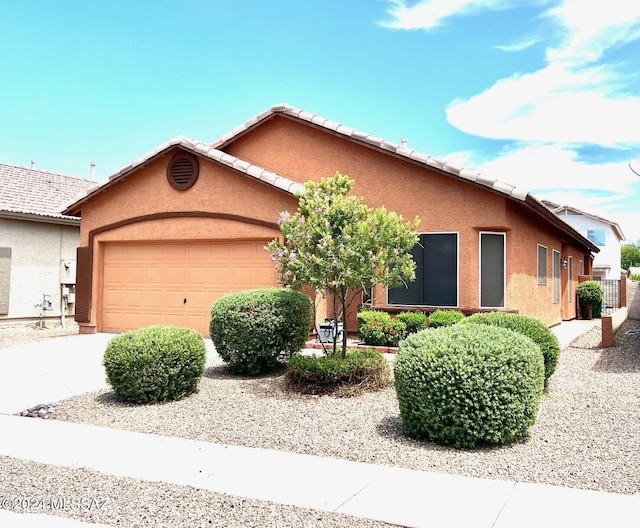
[167,153,199,190]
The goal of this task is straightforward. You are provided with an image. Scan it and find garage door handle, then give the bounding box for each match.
[183,298,187,304]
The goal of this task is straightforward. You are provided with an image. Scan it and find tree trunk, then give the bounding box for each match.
[340,289,348,359]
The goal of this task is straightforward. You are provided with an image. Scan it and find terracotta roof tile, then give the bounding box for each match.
[211,103,529,202]
[0,163,96,222]
[64,137,304,214]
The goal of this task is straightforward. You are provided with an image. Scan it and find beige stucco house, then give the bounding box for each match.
[0,163,96,325]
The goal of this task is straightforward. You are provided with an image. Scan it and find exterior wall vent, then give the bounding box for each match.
[167,153,199,190]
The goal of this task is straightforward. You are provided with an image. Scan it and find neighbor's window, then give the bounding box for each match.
[587,229,606,246]
[537,244,548,285]
[388,232,458,307]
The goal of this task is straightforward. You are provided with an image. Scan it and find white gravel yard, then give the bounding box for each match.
[53,319,640,495]
[1,318,639,527]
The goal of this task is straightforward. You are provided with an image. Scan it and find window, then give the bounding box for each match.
[362,285,373,305]
[568,256,573,302]
[579,260,584,275]
[388,233,458,307]
[553,250,561,304]
[587,229,606,246]
[480,232,505,308]
[537,245,548,285]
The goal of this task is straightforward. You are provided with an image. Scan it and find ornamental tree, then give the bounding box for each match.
[267,172,420,358]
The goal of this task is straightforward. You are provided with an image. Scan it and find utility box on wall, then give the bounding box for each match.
[60,259,77,285]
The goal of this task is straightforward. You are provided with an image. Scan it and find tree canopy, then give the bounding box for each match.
[267,172,419,357]
[621,241,640,270]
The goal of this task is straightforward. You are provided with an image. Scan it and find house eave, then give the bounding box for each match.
[0,210,81,226]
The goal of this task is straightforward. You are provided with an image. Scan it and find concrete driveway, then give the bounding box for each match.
[0,333,116,414]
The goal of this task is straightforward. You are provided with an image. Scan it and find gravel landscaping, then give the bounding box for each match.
[1,318,639,527]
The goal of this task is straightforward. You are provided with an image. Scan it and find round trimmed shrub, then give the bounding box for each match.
[428,309,465,328]
[357,310,406,346]
[103,325,206,404]
[397,311,428,335]
[577,280,603,306]
[458,312,560,385]
[209,288,313,375]
[394,324,544,448]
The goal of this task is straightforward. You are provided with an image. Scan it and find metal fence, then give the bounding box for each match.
[597,279,620,313]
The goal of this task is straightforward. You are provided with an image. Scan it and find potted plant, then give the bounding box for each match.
[576,280,603,319]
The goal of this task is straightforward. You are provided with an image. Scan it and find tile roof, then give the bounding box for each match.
[212,103,530,202]
[64,136,305,214]
[0,163,96,223]
[212,103,598,253]
[63,104,598,253]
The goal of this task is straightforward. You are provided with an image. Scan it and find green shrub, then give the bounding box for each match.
[397,311,428,335]
[209,288,313,375]
[576,280,603,306]
[394,324,544,448]
[103,325,206,404]
[631,274,640,281]
[428,309,465,328]
[458,312,560,385]
[286,349,392,396]
[357,310,406,346]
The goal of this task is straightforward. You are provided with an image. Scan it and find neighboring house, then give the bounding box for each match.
[543,201,625,280]
[63,104,598,335]
[0,163,96,324]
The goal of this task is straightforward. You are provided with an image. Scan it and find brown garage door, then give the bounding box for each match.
[102,241,276,334]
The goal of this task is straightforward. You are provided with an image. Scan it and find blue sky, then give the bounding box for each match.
[1,0,639,241]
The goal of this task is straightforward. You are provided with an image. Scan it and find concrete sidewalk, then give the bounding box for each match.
[1,414,639,528]
[1,318,636,528]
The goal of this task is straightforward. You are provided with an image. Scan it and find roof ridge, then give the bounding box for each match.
[211,103,530,202]
[64,138,305,214]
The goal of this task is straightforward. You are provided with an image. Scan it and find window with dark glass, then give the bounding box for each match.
[480,233,505,308]
[388,233,458,306]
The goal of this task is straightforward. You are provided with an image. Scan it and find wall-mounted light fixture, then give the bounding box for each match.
[562,258,568,269]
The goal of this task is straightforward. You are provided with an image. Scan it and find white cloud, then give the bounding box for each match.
[494,38,539,52]
[379,0,522,30]
[544,0,640,66]
[446,62,640,146]
[473,144,635,191]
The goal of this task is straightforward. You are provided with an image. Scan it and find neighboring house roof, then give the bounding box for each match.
[64,136,305,215]
[542,200,626,241]
[63,104,599,253]
[0,163,96,225]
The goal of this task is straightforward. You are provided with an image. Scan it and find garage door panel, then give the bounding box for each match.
[102,241,276,334]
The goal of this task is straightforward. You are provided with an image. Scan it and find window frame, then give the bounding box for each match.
[479,231,506,309]
[568,256,573,302]
[552,249,561,304]
[387,231,459,308]
[537,244,548,286]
